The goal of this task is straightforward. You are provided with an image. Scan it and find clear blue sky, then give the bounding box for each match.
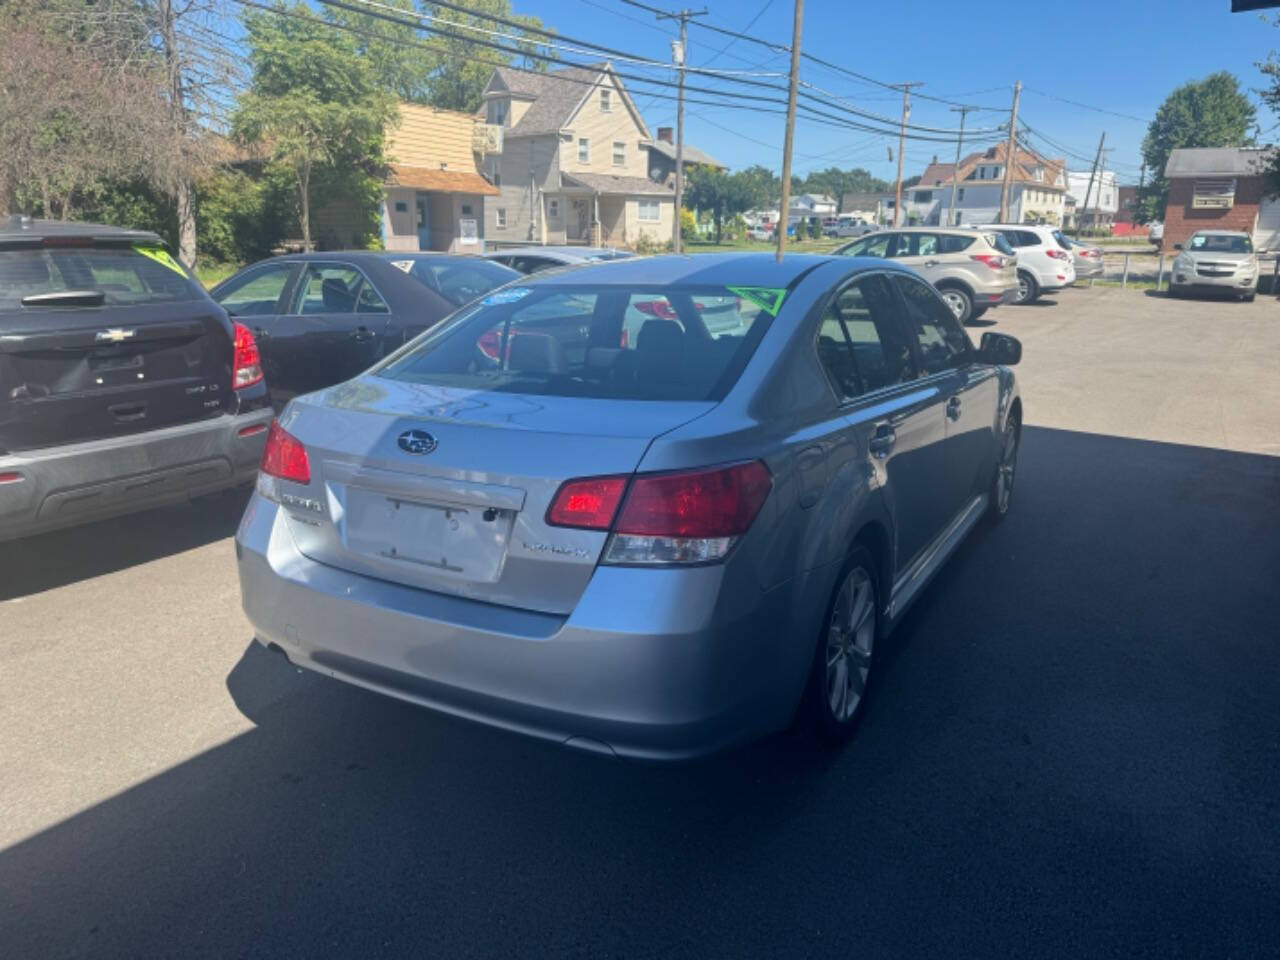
[527,0,1280,186]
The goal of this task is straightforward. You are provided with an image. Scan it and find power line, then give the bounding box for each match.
[1022,87,1149,124]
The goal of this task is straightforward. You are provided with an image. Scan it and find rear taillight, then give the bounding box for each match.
[546,461,773,565]
[0,471,24,485]
[232,322,263,389]
[970,254,1007,269]
[259,420,310,484]
[633,299,678,319]
[1045,248,1070,261]
[545,476,627,529]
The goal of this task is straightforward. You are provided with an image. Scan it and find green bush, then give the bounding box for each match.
[679,208,697,242]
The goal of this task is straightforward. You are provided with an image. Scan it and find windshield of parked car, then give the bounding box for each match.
[375,283,776,401]
[0,246,202,309]
[405,258,519,307]
[1189,233,1252,253]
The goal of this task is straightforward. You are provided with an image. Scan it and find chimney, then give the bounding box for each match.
[658,127,673,144]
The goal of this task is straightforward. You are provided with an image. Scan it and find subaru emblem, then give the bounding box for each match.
[397,429,437,455]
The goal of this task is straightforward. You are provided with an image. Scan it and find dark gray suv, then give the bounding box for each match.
[0,217,273,541]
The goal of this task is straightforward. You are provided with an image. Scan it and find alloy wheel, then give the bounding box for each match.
[1016,274,1032,303]
[825,566,875,723]
[941,289,968,321]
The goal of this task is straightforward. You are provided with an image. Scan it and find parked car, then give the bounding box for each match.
[211,252,519,410]
[746,225,773,242]
[1168,230,1261,301]
[0,217,272,542]
[236,253,1024,759]
[833,227,1018,323]
[1057,233,1103,280]
[972,224,1076,304]
[829,214,876,238]
[484,246,635,274]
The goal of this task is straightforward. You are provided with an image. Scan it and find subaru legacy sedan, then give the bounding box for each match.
[236,254,1023,759]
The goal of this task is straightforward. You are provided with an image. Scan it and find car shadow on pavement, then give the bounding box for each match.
[2,427,1279,959]
[0,488,250,600]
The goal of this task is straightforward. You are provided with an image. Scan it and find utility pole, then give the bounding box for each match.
[998,81,1021,223]
[158,0,196,267]
[891,83,922,227]
[655,6,707,254]
[947,105,973,227]
[1135,160,1146,225]
[1078,132,1106,238]
[1094,152,1108,232]
[775,0,804,262]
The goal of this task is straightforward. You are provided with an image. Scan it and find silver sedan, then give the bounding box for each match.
[236,254,1023,759]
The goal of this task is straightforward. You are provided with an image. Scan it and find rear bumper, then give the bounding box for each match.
[1073,260,1104,278]
[235,495,802,760]
[0,409,273,542]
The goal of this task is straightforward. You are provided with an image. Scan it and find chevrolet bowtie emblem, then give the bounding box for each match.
[95,328,137,343]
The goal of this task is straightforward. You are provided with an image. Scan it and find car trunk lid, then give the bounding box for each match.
[0,302,233,451]
[276,379,715,615]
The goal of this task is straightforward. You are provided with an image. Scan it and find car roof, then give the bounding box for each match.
[872,226,989,235]
[1190,229,1250,237]
[521,252,889,288]
[0,215,163,245]
[486,246,628,260]
[270,251,494,263]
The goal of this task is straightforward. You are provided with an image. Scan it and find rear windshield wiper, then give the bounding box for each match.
[20,290,106,307]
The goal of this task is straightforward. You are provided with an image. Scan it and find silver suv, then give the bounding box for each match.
[834,227,1019,323]
[1169,230,1261,301]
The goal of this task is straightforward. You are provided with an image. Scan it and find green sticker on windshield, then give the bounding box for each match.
[132,244,187,276]
[726,285,787,317]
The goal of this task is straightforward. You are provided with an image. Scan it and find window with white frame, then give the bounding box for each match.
[491,99,507,126]
[1192,179,1236,209]
[548,198,560,218]
[600,89,612,112]
[578,137,590,163]
[637,199,660,222]
[612,141,625,166]
[496,208,507,228]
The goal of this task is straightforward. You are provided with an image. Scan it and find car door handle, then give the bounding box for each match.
[252,326,270,340]
[923,259,940,266]
[946,395,962,421]
[351,326,375,343]
[868,423,896,459]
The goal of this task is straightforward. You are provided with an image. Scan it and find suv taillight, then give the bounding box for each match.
[233,322,263,389]
[971,254,1007,269]
[259,420,310,484]
[546,461,773,565]
[1045,248,1070,261]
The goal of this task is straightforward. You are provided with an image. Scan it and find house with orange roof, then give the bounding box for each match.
[899,144,1068,226]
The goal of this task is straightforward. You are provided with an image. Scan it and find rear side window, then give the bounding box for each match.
[377,284,777,401]
[840,234,893,258]
[0,247,202,309]
[294,264,364,314]
[937,234,976,254]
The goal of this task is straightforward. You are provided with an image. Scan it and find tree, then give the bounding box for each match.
[233,3,395,251]
[1256,22,1280,197]
[1139,72,1256,221]
[325,0,546,112]
[683,167,768,244]
[801,167,889,212]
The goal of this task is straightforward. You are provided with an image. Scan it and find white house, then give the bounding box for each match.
[900,144,1068,226]
[1063,170,1118,228]
[788,194,837,224]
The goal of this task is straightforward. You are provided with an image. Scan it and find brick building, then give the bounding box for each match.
[1161,147,1279,250]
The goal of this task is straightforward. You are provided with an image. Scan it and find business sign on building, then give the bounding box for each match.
[1192,179,1236,209]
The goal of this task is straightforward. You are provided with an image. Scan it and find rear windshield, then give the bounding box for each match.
[1189,233,1252,253]
[376,284,778,401]
[403,258,518,307]
[1051,230,1073,250]
[986,232,1016,256]
[0,246,202,309]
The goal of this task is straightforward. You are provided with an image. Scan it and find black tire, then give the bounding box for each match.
[970,305,989,321]
[801,545,880,744]
[987,410,1020,524]
[937,285,973,324]
[1242,292,1256,302]
[1015,270,1039,304]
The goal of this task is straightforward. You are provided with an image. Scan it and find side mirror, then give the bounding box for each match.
[1172,243,1183,251]
[979,332,1021,366]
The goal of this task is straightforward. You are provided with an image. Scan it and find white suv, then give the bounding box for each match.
[975,224,1076,303]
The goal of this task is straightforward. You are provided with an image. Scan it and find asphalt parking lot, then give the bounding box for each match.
[2,286,1278,958]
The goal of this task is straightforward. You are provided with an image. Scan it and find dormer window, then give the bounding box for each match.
[600,89,612,112]
[491,99,508,126]
[1032,165,1044,182]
